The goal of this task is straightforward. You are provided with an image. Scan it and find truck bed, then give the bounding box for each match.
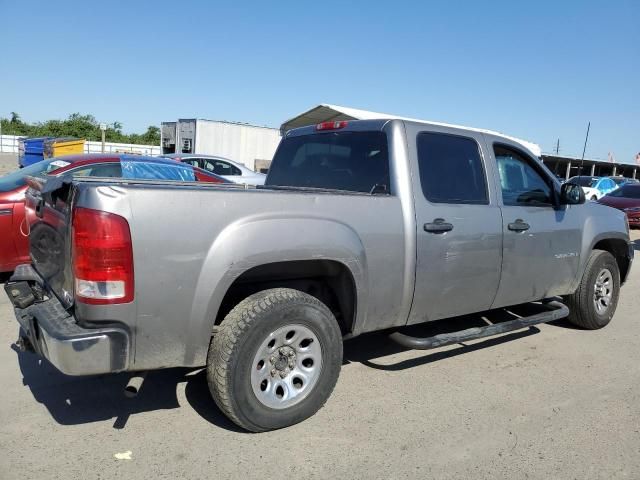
[29,178,412,370]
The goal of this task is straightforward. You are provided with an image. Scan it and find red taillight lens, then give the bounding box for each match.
[316,121,348,131]
[72,207,134,304]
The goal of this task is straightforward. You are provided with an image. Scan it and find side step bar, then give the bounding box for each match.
[389,300,569,350]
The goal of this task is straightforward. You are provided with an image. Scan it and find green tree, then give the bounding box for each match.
[140,126,161,145]
[0,112,160,145]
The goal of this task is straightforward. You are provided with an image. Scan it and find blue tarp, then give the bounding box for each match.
[120,158,196,181]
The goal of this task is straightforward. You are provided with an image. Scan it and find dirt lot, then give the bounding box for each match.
[0,153,639,479]
[0,153,18,175]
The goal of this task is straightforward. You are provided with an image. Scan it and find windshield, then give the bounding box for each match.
[0,158,61,192]
[606,185,640,199]
[568,176,598,187]
[266,131,390,193]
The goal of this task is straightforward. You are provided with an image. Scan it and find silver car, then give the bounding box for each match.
[160,154,266,185]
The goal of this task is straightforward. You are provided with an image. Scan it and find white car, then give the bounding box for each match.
[160,154,266,185]
[567,176,618,201]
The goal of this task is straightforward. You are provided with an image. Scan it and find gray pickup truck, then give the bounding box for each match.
[5,119,634,432]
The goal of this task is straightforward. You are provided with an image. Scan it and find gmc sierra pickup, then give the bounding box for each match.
[5,118,634,432]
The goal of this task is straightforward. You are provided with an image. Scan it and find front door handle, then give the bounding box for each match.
[424,218,453,233]
[508,219,530,232]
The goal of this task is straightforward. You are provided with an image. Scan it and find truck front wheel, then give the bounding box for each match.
[207,288,343,432]
[565,249,620,329]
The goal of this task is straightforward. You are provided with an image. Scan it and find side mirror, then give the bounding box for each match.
[560,182,585,205]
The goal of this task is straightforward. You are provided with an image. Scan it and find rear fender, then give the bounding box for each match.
[184,214,367,366]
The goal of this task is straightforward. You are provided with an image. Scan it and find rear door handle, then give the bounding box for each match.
[508,219,530,232]
[424,218,453,233]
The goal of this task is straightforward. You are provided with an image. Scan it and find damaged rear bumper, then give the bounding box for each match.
[5,265,130,376]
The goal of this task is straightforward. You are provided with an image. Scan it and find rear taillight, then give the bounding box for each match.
[316,121,348,131]
[72,207,134,304]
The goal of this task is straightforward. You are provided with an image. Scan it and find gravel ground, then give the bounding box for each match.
[0,153,18,175]
[0,153,639,479]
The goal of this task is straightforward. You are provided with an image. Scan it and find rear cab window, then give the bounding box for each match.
[266,130,390,194]
[416,132,488,204]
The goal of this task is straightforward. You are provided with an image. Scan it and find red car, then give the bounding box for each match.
[597,184,640,228]
[0,154,228,272]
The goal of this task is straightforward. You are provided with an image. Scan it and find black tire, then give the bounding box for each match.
[207,288,343,432]
[565,249,620,329]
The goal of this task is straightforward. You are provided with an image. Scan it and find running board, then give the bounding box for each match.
[389,300,569,350]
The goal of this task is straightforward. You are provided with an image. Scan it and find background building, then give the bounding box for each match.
[161,119,281,172]
[541,155,637,180]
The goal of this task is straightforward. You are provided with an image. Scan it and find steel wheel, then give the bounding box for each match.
[593,268,613,315]
[250,324,323,410]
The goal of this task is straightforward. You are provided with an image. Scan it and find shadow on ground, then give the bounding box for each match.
[633,239,640,251]
[14,347,244,432]
[11,302,562,431]
[343,303,549,371]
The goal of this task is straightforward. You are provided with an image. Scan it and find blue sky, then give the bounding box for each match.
[0,0,638,162]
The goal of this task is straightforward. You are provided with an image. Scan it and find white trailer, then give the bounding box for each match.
[161,122,177,155]
[161,119,281,171]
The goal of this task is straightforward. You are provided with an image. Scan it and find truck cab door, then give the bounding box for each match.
[405,127,503,324]
[488,140,582,308]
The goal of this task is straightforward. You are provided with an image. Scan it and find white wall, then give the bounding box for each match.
[84,141,160,155]
[0,135,160,156]
[193,121,281,170]
[0,135,21,153]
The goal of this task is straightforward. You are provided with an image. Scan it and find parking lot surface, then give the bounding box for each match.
[0,154,18,175]
[0,154,639,479]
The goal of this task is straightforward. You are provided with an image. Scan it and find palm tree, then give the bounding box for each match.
[9,112,20,124]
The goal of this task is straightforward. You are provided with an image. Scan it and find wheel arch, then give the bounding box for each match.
[592,237,631,284]
[183,215,367,366]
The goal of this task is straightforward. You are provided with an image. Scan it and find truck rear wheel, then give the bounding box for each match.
[565,249,620,330]
[207,288,343,432]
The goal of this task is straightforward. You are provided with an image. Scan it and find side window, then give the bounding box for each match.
[68,163,123,178]
[416,132,488,204]
[494,145,552,206]
[182,159,200,168]
[203,160,241,176]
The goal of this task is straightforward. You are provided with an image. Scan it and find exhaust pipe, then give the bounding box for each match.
[124,372,147,398]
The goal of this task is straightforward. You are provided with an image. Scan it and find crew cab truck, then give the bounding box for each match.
[5,119,634,432]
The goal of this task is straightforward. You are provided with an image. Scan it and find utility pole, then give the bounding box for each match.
[555,138,560,155]
[99,123,107,153]
[579,122,590,175]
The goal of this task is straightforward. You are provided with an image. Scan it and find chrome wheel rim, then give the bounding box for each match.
[593,268,613,315]
[250,324,323,409]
